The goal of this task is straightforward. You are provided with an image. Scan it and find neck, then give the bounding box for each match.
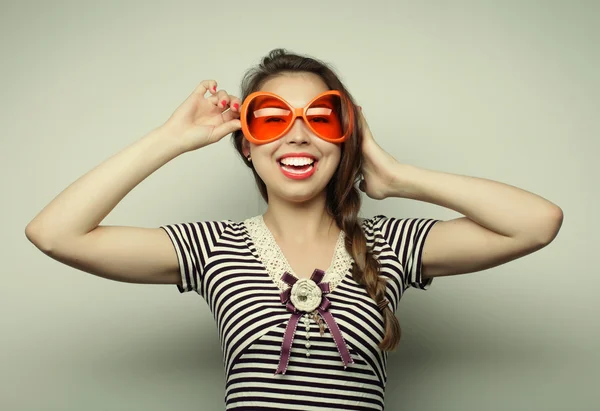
[262,194,339,243]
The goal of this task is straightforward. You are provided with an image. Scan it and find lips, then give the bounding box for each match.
[276,152,319,180]
[278,162,317,180]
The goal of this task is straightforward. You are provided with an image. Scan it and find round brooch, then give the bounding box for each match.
[290,278,323,312]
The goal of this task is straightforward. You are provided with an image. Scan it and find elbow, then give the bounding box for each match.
[25,222,54,254]
[536,205,564,246]
[25,222,38,244]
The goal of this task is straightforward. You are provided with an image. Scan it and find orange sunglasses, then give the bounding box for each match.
[240,90,355,145]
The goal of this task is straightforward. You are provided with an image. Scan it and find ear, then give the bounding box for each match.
[241,138,251,157]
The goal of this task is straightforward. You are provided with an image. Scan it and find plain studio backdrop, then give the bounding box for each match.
[1,1,598,410]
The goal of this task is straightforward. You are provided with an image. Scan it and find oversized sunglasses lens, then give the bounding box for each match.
[246,96,293,141]
[306,94,343,140]
[246,94,347,142]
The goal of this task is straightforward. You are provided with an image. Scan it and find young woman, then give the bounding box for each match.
[25,48,563,410]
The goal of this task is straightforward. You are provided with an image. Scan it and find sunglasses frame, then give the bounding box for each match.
[240,90,355,145]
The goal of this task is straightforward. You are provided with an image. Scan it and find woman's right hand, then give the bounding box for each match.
[160,79,243,153]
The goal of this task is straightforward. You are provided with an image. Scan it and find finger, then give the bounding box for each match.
[192,79,218,97]
[359,179,366,192]
[357,106,369,127]
[208,89,233,109]
[213,92,242,111]
[228,95,242,112]
[221,108,241,123]
[213,119,242,139]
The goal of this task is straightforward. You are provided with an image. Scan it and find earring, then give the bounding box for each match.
[246,155,251,162]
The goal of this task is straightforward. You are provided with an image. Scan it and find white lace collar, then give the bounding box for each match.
[243,215,354,292]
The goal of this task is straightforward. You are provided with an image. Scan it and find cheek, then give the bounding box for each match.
[252,156,272,180]
[250,140,281,160]
[334,148,342,164]
[325,146,342,168]
[250,144,281,180]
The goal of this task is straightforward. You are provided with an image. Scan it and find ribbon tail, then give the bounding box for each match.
[280,288,291,304]
[310,269,325,284]
[318,309,354,368]
[275,313,301,375]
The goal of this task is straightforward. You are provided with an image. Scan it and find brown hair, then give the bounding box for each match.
[232,48,401,351]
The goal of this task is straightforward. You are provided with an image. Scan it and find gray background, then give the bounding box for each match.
[2,0,598,410]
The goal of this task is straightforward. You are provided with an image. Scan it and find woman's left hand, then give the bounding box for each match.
[357,107,401,200]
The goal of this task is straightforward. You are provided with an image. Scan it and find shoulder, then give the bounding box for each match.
[359,215,440,241]
[359,214,387,229]
[162,215,265,231]
[162,218,237,230]
[160,218,248,239]
[359,214,397,235]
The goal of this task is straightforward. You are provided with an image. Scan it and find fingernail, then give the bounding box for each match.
[233,103,239,110]
[221,100,227,107]
[213,86,217,91]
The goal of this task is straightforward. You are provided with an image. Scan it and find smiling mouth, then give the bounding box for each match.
[277,157,318,179]
[278,158,316,173]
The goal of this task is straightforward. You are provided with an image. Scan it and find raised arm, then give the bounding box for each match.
[25,80,242,285]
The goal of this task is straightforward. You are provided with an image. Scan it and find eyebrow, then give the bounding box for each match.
[254,97,288,110]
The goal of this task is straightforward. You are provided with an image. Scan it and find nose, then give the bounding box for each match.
[282,118,311,145]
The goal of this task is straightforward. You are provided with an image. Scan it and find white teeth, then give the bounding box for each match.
[280,157,314,166]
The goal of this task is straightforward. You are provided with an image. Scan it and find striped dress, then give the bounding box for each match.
[161,214,439,410]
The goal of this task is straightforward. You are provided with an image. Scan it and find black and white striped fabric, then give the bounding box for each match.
[161,215,439,410]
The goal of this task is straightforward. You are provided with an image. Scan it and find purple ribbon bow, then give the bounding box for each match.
[275,269,354,375]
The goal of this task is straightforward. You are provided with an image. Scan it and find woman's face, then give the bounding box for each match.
[243,73,342,204]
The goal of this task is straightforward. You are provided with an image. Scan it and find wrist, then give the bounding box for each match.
[387,163,422,200]
[146,126,187,159]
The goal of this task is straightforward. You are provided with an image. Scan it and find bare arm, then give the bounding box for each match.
[26,129,181,244]
[25,79,242,285]
[25,129,184,284]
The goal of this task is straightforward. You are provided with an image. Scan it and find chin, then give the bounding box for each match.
[275,188,325,204]
[257,164,335,204]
